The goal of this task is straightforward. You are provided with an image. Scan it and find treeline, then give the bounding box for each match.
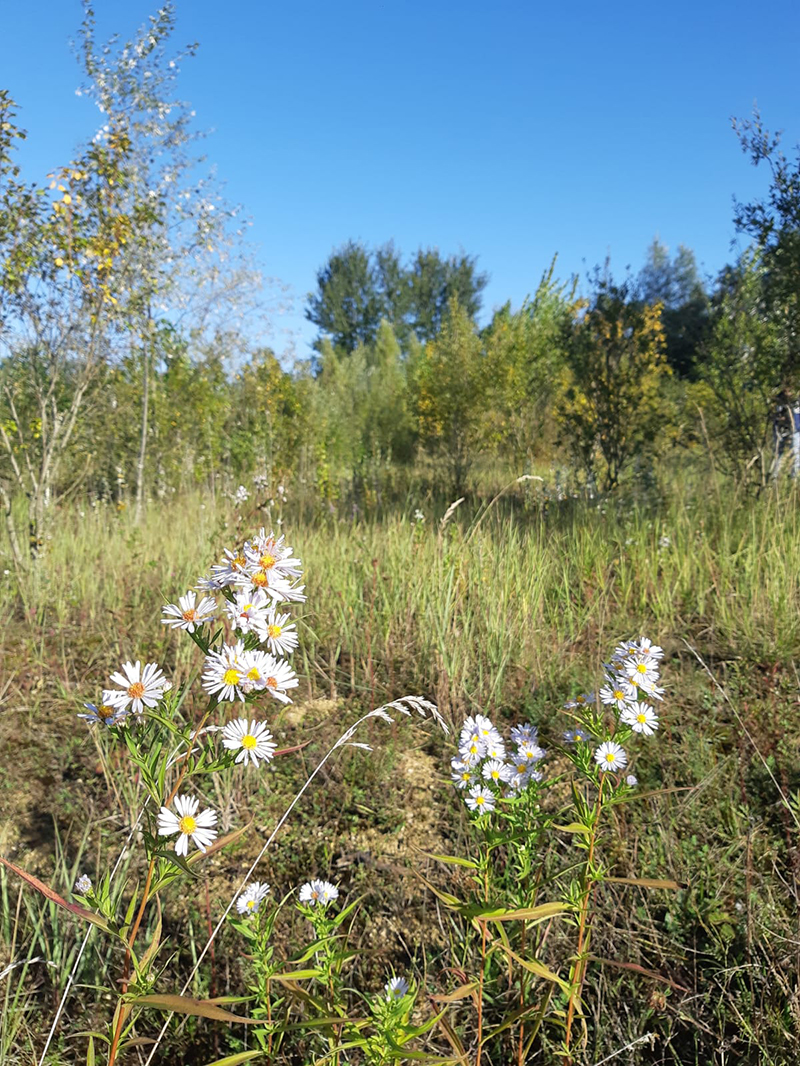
[1,5,799,573]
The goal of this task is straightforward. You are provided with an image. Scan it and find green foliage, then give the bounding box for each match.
[557,279,672,490]
[414,298,487,495]
[699,252,790,486]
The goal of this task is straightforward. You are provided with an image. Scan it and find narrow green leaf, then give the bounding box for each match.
[130,994,260,1023]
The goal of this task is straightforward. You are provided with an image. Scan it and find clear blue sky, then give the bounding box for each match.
[3,0,799,359]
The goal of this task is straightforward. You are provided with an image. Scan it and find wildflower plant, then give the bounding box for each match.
[429,637,674,1064]
[1,525,445,1066]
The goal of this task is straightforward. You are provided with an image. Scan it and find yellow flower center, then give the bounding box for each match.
[636,663,647,674]
[247,667,261,681]
[252,571,269,587]
[637,713,647,723]
[266,676,277,689]
[490,769,499,779]
[99,705,116,720]
[576,695,585,704]
[127,681,145,699]
[242,733,258,750]
[232,554,246,570]
[181,608,197,621]
[247,899,255,909]
[461,772,470,781]
[268,623,282,638]
[178,815,197,835]
[516,762,526,773]
[242,603,254,613]
[223,668,241,686]
[614,690,624,700]
[475,795,485,805]
[260,553,276,570]
[605,752,616,763]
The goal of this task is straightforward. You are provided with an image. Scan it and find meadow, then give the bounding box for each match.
[1,472,799,1065]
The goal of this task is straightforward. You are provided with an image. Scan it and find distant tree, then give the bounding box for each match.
[638,238,709,377]
[700,251,791,487]
[414,298,486,495]
[557,278,671,490]
[305,240,384,355]
[407,248,488,343]
[483,258,576,467]
[731,108,800,401]
[306,242,489,353]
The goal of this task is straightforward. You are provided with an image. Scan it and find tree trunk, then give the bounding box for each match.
[135,337,150,523]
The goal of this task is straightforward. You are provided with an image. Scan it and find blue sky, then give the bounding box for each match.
[3,0,799,359]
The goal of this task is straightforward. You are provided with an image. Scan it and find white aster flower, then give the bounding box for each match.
[224,588,271,638]
[162,591,217,632]
[240,650,298,703]
[458,737,487,766]
[517,742,545,764]
[484,737,506,760]
[236,881,271,915]
[386,976,410,1000]
[74,874,92,895]
[157,794,218,856]
[622,655,659,686]
[620,702,659,736]
[109,660,168,716]
[594,741,628,773]
[637,679,665,701]
[221,718,276,766]
[450,758,474,789]
[465,785,496,814]
[634,637,664,659]
[78,689,128,726]
[262,607,299,656]
[482,759,512,785]
[299,879,339,907]
[202,642,248,702]
[510,723,538,747]
[599,679,637,710]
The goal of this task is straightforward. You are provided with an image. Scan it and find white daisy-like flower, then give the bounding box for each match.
[78,689,128,726]
[236,881,271,915]
[510,723,538,747]
[299,879,339,906]
[637,679,665,701]
[458,737,487,766]
[262,608,299,657]
[465,785,496,814]
[626,774,638,786]
[594,741,628,773]
[599,680,637,710]
[482,759,512,785]
[209,548,251,588]
[517,742,545,764]
[613,640,637,661]
[202,642,248,702]
[563,692,596,710]
[162,591,217,633]
[221,718,276,766]
[450,758,474,789]
[634,637,664,660]
[484,737,506,761]
[224,588,271,639]
[385,976,410,1000]
[241,651,298,703]
[157,794,218,856]
[622,655,659,686]
[620,702,659,736]
[109,660,168,716]
[74,874,92,895]
[244,530,302,581]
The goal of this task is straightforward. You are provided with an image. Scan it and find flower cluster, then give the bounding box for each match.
[452,713,546,816]
[561,636,664,779]
[77,528,307,860]
[299,879,339,907]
